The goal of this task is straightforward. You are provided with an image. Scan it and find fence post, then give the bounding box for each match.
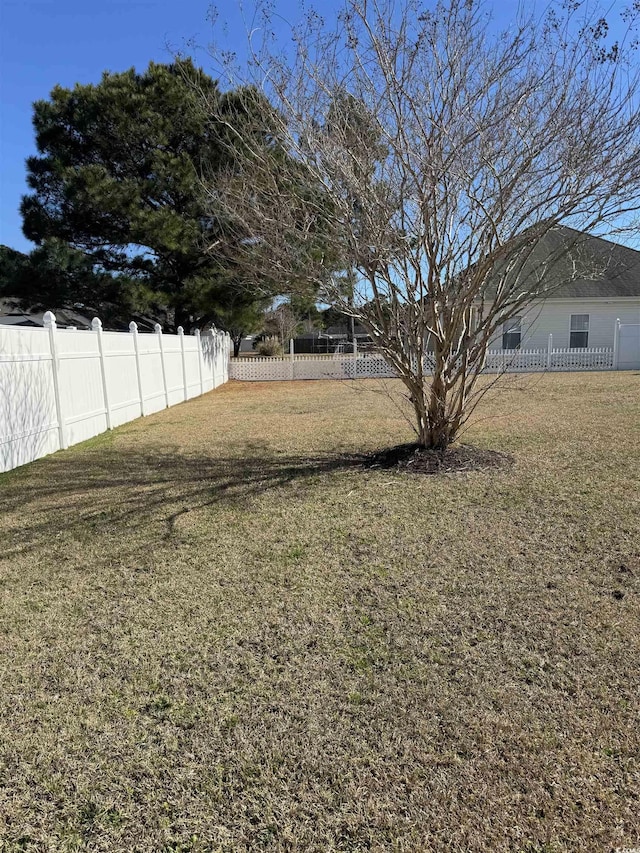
[547,333,553,370]
[178,326,188,401]
[92,317,112,430]
[613,318,621,370]
[155,323,169,407]
[44,311,68,450]
[129,321,146,416]
[353,338,358,359]
[195,329,205,395]
[289,338,295,379]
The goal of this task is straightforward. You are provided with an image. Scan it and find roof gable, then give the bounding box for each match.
[481,227,640,300]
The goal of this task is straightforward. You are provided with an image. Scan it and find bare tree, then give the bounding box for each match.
[204,0,640,449]
[263,302,300,345]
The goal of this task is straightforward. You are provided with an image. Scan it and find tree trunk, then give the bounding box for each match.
[233,336,242,358]
[425,371,451,450]
[406,370,456,451]
[173,306,191,333]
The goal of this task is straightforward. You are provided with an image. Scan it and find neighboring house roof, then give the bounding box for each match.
[482,226,640,300]
[0,299,159,331]
[0,310,42,327]
[0,300,94,329]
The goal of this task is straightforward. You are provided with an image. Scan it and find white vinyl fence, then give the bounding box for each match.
[229,335,618,382]
[0,312,230,473]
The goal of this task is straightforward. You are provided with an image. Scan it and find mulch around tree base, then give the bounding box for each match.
[365,442,514,474]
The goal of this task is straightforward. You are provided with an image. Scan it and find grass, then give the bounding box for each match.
[0,372,638,852]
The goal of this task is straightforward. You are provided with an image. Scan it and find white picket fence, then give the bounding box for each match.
[229,343,615,381]
[485,347,614,372]
[229,353,394,381]
[0,312,230,473]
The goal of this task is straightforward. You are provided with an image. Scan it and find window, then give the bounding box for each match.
[502,316,522,350]
[570,314,589,348]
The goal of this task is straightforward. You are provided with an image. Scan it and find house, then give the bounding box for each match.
[484,228,640,368]
[294,229,640,364]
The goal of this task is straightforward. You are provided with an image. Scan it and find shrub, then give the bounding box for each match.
[256,337,283,356]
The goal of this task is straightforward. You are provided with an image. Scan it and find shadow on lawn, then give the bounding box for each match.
[0,447,369,557]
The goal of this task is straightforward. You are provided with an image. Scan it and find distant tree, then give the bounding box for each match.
[207,0,640,450]
[262,303,301,346]
[288,292,324,333]
[20,60,288,330]
[211,288,271,356]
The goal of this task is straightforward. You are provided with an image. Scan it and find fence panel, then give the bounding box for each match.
[56,328,107,446]
[551,347,614,371]
[162,337,185,406]
[136,333,168,415]
[230,354,398,381]
[101,331,142,427]
[618,324,640,370]
[0,326,60,472]
[232,357,294,381]
[183,337,202,399]
[351,356,396,379]
[484,349,549,372]
[0,317,230,473]
[293,358,346,380]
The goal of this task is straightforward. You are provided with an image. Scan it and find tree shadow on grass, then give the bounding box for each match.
[0,446,369,558]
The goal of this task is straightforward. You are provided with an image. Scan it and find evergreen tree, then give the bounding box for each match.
[20,60,284,330]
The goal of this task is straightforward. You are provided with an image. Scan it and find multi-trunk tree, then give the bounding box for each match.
[205,0,640,449]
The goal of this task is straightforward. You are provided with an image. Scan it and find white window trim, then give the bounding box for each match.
[502,316,522,350]
[569,313,590,349]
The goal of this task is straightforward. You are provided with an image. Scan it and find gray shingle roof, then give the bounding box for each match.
[541,227,640,298]
[482,226,640,300]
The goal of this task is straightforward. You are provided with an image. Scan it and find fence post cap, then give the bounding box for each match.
[91,317,103,330]
[154,323,163,333]
[194,327,201,337]
[129,321,138,333]
[43,311,57,327]
[177,325,184,335]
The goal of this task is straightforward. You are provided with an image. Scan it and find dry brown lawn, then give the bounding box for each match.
[0,373,638,852]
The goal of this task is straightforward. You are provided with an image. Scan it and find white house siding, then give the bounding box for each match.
[489,298,640,350]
